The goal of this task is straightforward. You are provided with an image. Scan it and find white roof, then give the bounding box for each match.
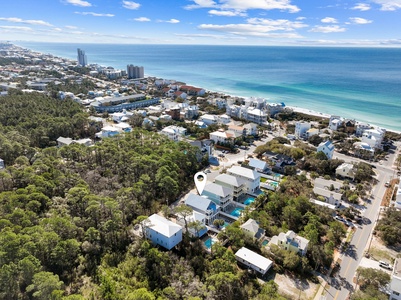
[240,219,259,233]
[147,214,182,238]
[235,247,272,272]
[227,165,261,181]
[215,174,246,187]
[203,183,232,198]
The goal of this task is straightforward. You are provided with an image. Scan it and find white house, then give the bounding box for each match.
[209,130,234,144]
[336,163,355,180]
[361,128,385,150]
[214,174,246,201]
[56,137,93,147]
[269,230,309,256]
[199,114,218,125]
[161,126,187,141]
[185,193,220,225]
[95,126,121,139]
[202,183,233,212]
[248,158,270,173]
[227,166,261,194]
[313,187,342,207]
[295,122,311,139]
[355,122,371,137]
[218,114,231,124]
[0,158,4,169]
[306,128,319,138]
[395,175,401,210]
[144,214,182,250]
[176,210,208,238]
[389,258,401,300]
[235,247,273,275]
[329,116,343,131]
[317,140,335,159]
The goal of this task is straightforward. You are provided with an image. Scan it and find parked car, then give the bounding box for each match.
[385,181,390,187]
[379,261,392,270]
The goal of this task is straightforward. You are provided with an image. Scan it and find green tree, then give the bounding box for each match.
[27,271,64,300]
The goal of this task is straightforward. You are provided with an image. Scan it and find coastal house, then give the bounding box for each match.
[361,128,385,150]
[336,163,355,180]
[389,258,401,300]
[316,140,335,159]
[190,139,214,157]
[185,193,220,225]
[306,128,319,138]
[269,230,309,256]
[56,137,93,147]
[266,102,285,117]
[329,115,343,131]
[355,122,371,137]
[243,108,267,125]
[95,126,121,139]
[343,119,356,134]
[218,114,231,125]
[313,186,342,207]
[263,152,295,174]
[0,158,4,169]
[209,130,234,145]
[294,122,311,139]
[240,219,265,239]
[201,183,233,212]
[248,158,270,174]
[199,114,218,126]
[90,94,159,113]
[227,165,261,194]
[179,85,205,96]
[144,214,183,250]
[235,247,273,275]
[176,210,208,238]
[161,125,186,141]
[395,175,401,210]
[353,142,375,158]
[214,174,246,201]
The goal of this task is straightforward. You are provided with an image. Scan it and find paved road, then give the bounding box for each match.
[324,145,399,300]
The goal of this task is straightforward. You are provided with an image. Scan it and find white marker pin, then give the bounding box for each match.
[194,172,207,195]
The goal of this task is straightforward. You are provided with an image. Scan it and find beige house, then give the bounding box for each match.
[269,230,309,256]
[336,163,355,180]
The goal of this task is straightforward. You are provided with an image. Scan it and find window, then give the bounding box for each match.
[393,291,400,296]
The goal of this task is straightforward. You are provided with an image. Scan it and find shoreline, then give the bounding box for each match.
[9,43,401,134]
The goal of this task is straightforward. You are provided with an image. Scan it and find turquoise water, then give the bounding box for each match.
[244,196,255,205]
[16,42,401,131]
[204,238,215,249]
[223,221,229,228]
[230,207,244,217]
[262,240,269,246]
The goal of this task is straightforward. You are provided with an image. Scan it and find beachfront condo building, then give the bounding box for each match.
[127,64,144,79]
[77,48,87,67]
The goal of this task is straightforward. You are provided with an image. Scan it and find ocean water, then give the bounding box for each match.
[16,42,401,131]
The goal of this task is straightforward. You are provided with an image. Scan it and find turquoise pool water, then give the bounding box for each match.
[204,238,215,249]
[230,207,244,217]
[244,196,255,205]
[262,240,268,246]
[223,221,230,228]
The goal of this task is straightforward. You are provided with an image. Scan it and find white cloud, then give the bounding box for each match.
[310,25,346,33]
[122,1,141,10]
[372,0,401,10]
[75,12,115,17]
[186,0,300,13]
[53,28,63,31]
[349,17,373,24]
[321,17,338,23]
[351,3,371,11]
[64,0,92,7]
[0,17,52,27]
[157,19,180,23]
[134,17,151,22]
[0,26,32,31]
[175,33,246,40]
[208,10,247,16]
[198,18,307,38]
[296,16,306,20]
[65,25,78,29]
[185,0,218,10]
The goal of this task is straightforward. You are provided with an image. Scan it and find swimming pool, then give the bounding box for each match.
[262,240,268,246]
[230,207,244,217]
[244,196,255,205]
[204,238,215,249]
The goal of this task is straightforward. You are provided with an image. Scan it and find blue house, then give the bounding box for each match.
[144,214,182,250]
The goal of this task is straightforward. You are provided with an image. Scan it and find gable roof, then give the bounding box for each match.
[235,247,273,271]
[240,219,259,233]
[203,183,232,198]
[185,193,217,213]
[227,165,261,181]
[147,214,182,238]
[249,158,268,171]
[214,174,246,187]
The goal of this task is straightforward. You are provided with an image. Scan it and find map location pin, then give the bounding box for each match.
[194,172,207,195]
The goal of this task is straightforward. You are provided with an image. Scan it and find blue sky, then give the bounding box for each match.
[1,0,401,46]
